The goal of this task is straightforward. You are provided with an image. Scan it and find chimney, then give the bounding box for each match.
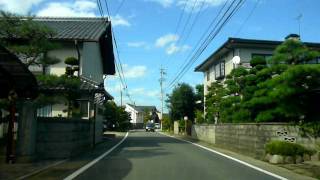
[285,34,300,41]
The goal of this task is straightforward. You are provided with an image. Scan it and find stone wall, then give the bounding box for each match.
[36,118,93,159]
[192,123,319,159]
[174,121,179,135]
[191,124,215,144]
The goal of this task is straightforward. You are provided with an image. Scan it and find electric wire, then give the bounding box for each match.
[166,0,245,90]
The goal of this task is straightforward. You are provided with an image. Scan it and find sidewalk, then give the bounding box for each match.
[0,132,126,180]
[163,132,319,180]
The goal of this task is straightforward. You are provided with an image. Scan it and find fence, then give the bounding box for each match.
[191,123,319,159]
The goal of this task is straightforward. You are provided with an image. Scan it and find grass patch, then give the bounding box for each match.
[265,140,315,156]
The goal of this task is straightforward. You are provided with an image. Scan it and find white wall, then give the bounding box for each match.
[51,104,68,117]
[47,42,82,76]
[125,105,137,123]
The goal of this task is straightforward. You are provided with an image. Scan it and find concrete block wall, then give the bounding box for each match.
[174,121,179,135]
[36,118,93,159]
[192,123,319,159]
[191,125,215,144]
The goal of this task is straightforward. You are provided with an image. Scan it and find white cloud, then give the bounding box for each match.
[130,88,160,98]
[155,34,179,48]
[166,43,190,55]
[110,15,131,27]
[123,64,147,78]
[145,0,174,8]
[36,1,97,17]
[74,0,97,11]
[127,41,147,48]
[145,0,227,12]
[0,0,43,15]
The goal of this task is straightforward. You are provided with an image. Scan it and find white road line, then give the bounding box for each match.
[64,132,129,180]
[159,132,287,180]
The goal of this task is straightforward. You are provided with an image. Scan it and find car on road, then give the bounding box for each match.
[145,122,155,132]
[155,123,160,129]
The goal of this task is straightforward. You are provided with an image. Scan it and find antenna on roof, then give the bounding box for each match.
[295,13,303,37]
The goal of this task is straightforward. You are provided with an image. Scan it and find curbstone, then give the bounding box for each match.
[311,152,319,161]
[269,155,284,164]
[264,153,272,162]
[295,155,303,164]
[284,156,294,164]
[303,154,311,161]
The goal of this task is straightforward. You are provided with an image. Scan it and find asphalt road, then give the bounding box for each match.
[74,131,280,180]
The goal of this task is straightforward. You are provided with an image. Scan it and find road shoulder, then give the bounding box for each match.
[24,132,127,180]
[160,132,316,180]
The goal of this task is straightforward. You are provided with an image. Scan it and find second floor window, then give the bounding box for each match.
[252,53,273,61]
[214,61,225,80]
[206,70,210,81]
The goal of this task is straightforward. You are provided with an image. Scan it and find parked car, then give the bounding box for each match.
[145,122,155,132]
[155,123,160,129]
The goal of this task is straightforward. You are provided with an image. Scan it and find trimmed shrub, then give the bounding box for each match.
[250,56,266,67]
[265,140,315,156]
[64,57,79,65]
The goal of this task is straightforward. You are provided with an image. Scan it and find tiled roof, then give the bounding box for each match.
[33,17,111,41]
[195,37,320,72]
[127,104,157,112]
[38,76,113,100]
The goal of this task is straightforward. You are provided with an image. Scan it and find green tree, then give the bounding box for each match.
[205,81,226,123]
[167,83,196,121]
[0,11,59,70]
[195,84,204,111]
[271,39,319,65]
[143,109,152,124]
[103,101,131,131]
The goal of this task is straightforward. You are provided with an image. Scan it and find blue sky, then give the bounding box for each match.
[1,0,320,111]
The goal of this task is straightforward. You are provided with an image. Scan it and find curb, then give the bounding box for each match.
[16,159,68,180]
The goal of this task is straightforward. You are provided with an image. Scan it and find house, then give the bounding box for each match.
[195,34,320,112]
[26,17,116,119]
[125,104,159,128]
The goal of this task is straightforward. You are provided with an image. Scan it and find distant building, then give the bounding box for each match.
[125,104,159,129]
[195,34,320,112]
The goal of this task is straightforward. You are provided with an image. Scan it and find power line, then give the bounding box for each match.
[165,0,230,87]
[97,0,135,105]
[166,0,245,90]
[103,0,111,17]
[163,0,206,68]
[114,0,126,15]
[96,0,105,17]
[166,0,237,89]
[234,0,260,36]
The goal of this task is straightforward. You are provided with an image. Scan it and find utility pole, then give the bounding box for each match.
[120,90,122,107]
[159,66,166,127]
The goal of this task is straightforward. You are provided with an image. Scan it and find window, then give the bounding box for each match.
[306,57,320,64]
[252,53,273,61]
[214,60,225,80]
[37,105,52,117]
[206,70,210,81]
[79,101,89,119]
